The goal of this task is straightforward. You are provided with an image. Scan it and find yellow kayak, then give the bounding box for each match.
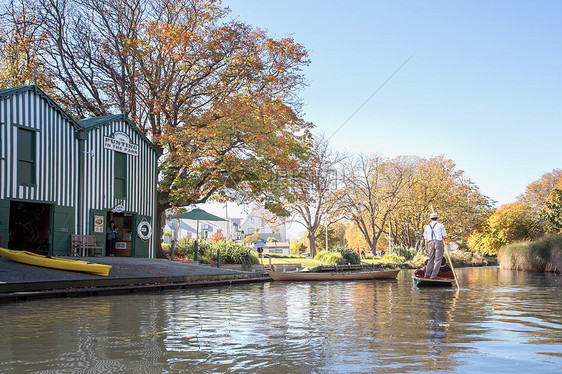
[0,247,111,276]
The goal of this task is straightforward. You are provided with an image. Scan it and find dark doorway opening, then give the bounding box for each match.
[107,212,134,256]
[9,201,51,253]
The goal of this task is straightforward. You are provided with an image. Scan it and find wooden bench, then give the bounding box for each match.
[71,234,104,257]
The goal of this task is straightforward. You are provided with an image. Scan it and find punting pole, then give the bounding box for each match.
[443,240,460,290]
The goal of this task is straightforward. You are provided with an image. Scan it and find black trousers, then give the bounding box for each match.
[106,238,116,256]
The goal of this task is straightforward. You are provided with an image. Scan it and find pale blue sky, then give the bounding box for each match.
[224,0,562,206]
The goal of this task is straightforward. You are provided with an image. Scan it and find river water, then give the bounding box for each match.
[0,267,561,373]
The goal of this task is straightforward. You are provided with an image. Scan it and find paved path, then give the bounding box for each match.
[0,256,269,302]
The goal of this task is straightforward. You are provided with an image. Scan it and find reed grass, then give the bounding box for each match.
[498,235,562,273]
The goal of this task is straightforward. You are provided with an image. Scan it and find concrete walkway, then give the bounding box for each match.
[0,256,270,302]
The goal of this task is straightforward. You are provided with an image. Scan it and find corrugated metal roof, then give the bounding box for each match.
[0,85,82,131]
[78,114,160,154]
[78,114,123,129]
[0,85,35,98]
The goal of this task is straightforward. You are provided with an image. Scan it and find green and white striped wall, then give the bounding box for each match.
[0,86,159,257]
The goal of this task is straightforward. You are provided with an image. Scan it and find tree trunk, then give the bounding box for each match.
[153,200,170,259]
[414,239,420,252]
[308,231,318,258]
[370,237,378,255]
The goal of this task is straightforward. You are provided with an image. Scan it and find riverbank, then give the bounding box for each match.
[263,249,497,270]
[498,235,562,273]
[0,256,269,303]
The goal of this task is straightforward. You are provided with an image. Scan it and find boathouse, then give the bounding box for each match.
[0,85,159,257]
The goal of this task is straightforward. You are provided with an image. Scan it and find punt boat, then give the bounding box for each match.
[268,265,399,281]
[413,275,454,287]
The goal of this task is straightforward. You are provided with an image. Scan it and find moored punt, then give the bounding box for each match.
[268,269,400,281]
[413,275,454,287]
[0,247,112,276]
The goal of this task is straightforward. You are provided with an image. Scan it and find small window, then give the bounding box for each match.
[17,128,36,185]
[114,152,127,199]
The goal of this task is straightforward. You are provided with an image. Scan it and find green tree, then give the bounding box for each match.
[541,188,562,233]
[467,202,537,255]
[289,239,306,255]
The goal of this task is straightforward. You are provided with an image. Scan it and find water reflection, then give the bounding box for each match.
[0,268,561,373]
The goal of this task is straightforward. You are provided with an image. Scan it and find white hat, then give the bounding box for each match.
[430,212,439,219]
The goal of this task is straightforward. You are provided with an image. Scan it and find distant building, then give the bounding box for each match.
[165,216,242,241]
[239,206,287,242]
[265,241,290,256]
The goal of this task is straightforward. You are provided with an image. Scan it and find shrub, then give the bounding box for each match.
[332,245,361,264]
[404,252,423,269]
[389,245,416,260]
[498,235,562,273]
[244,233,261,244]
[204,240,259,268]
[382,253,406,263]
[314,251,344,265]
[211,231,227,242]
[161,243,171,257]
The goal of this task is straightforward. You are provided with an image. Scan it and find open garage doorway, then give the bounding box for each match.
[107,212,134,256]
[8,201,51,253]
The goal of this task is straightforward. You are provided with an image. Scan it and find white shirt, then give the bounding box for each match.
[424,221,447,241]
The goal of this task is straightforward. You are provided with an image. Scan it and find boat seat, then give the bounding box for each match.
[71,234,104,257]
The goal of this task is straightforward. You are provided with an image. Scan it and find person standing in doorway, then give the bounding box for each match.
[423,212,447,279]
[106,220,117,257]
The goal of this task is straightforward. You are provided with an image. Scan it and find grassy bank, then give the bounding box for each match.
[498,235,562,273]
[263,250,497,270]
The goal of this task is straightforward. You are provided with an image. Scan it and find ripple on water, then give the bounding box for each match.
[0,269,561,373]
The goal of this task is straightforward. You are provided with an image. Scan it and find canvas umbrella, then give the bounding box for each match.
[171,208,227,261]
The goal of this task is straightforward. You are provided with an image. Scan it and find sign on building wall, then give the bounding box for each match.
[94,215,105,233]
[104,131,139,156]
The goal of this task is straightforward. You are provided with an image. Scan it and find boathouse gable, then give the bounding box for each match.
[78,114,159,258]
[0,86,82,254]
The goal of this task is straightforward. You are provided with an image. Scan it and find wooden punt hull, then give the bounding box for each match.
[413,275,454,287]
[268,269,400,281]
[0,247,111,276]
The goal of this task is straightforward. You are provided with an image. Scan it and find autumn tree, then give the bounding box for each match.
[467,202,538,255]
[210,230,226,242]
[0,0,52,89]
[303,222,346,252]
[390,155,493,251]
[540,179,562,234]
[518,169,562,233]
[337,154,415,254]
[21,0,311,257]
[518,169,562,213]
[272,135,344,258]
[344,224,369,252]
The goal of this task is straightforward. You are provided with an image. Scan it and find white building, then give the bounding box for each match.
[239,206,287,242]
[165,216,242,242]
